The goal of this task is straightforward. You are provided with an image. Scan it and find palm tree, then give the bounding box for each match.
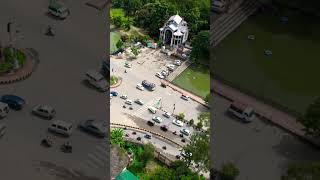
[111,128,125,147]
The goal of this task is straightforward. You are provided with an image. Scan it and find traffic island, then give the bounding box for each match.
[0,48,38,84]
[110,76,122,88]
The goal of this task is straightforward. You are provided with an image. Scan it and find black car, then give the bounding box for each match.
[144,134,152,139]
[0,95,25,110]
[147,120,155,126]
[160,125,168,132]
[137,137,141,141]
[79,119,107,138]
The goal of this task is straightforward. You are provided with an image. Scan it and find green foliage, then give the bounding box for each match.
[141,143,155,164]
[131,46,140,57]
[198,112,210,127]
[183,131,210,172]
[177,113,185,120]
[110,75,119,85]
[116,40,124,49]
[298,97,320,137]
[0,62,13,73]
[150,166,175,180]
[220,163,240,180]
[282,162,320,180]
[110,128,125,147]
[204,94,210,103]
[110,8,133,30]
[190,30,210,62]
[189,119,194,126]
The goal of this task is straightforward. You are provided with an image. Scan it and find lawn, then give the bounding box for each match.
[110,31,121,53]
[213,6,320,114]
[172,63,210,98]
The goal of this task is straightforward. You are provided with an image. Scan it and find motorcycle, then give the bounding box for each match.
[41,136,53,147]
[45,26,55,36]
[61,142,72,153]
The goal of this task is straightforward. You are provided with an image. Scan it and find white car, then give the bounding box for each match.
[124,63,132,68]
[134,99,144,105]
[155,72,165,79]
[161,70,169,77]
[148,106,157,114]
[180,128,190,136]
[166,64,175,71]
[120,95,128,100]
[136,84,144,91]
[162,112,171,118]
[152,116,162,123]
[181,95,190,101]
[172,119,184,127]
[174,60,181,66]
[125,100,133,105]
[181,151,192,157]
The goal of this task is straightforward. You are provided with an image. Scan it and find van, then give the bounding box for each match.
[48,1,70,19]
[0,102,9,118]
[85,70,108,92]
[228,101,254,122]
[49,120,73,136]
[148,106,157,114]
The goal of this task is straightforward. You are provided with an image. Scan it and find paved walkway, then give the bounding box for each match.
[166,60,191,81]
[161,79,209,108]
[213,78,320,147]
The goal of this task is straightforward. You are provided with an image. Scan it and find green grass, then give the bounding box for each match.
[172,63,210,98]
[213,7,320,114]
[110,31,121,53]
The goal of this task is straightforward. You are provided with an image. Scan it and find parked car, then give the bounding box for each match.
[147,120,155,126]
[134,99,144,105]
[124,63,132,68]
[180,128,190,136]
[155,72,165,79]
[181,95,190,101]
[142,80,156,91]
[136,84,144,91]
[227,101,254,122]
[48,0,70,19]
[166,64,175,71]
[0,95,25,110]
[136,137,141,141]
[32,105,56,119]
[0,102,9,118]
[79,119,107,138]
[174,60,181,66]
[161,70,169,77]
[0,123,6,138]
[148,106,157,114]
[172,119,184,127]
[160,125,168,131]
[181,151,192,157]
[152,116,162,123]
[162,111,171,118]
[120,95,128,100]
[48,120,73,137]
[144,134,152,139]
[85,70,108,92]
[125,100,133,105]
[110,91,118,97]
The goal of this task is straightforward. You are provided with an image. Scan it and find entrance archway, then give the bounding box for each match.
[164,30,173,45]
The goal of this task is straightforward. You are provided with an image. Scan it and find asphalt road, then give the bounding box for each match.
[0,0,108,179]
[213,92,320,180]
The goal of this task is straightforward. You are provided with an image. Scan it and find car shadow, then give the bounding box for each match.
[43,12,66,21]
[223,111,251,124]
[81,80,105,93]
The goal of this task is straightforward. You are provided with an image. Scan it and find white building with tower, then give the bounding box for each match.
[159,14,189,48]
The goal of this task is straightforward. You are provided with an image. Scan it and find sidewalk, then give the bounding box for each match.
[161,79,209,108]
[213,78,320,147]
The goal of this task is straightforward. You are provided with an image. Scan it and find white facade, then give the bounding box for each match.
[159,14,189,47]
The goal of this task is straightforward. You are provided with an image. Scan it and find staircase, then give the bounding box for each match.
[211,0,261,47]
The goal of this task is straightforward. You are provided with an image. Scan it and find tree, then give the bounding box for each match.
[130,46,140,57]
[220,163,239,180]
[141,143,155,164]
[177,113,185,120]
[189,119,194,126]
[196,121,203,129]
[298,97,320,137]
[110,128,125,147]
[150,166,175,180]
[190,30,210,62]
[204,94,210,103]
[183,131,210,172]
[282,162,320,180]
[198,112,210,128]
[116,40,124,49]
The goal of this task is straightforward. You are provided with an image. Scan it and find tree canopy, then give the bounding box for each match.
[298,97,320,137]
[282,162,320,180]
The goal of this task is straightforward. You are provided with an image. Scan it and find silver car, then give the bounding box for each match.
[32,105,56,119]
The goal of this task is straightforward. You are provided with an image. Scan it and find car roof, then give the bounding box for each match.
[39,105,54,111]
[2,95,24,102]
[52,120,72,127]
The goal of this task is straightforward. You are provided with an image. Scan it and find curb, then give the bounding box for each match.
[111,123,183,148]
[0,49,38,84]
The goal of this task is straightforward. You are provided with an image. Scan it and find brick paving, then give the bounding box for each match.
[213,78,320,147]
